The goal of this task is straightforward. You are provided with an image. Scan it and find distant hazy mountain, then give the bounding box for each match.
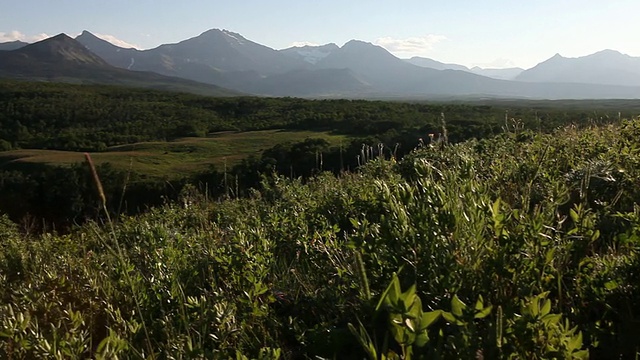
[515,50,640,86]
[250,68,372,96]
[405,56,469,71]
[406,57,523,80]
[75,29,312,91]
[312,40,529,96]
[280,44,340,65]
[315,40,439,91]
[77,29,307,74]
[0,34,240,96]
[470,67,524,80]
[150,29,307,75]
[0,40,28,51]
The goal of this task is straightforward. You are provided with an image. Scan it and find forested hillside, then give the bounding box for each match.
[4,80,638,152]
[2,117,640,358]
[1,80,638,229]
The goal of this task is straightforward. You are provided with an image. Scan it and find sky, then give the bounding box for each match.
[1,0,639,69]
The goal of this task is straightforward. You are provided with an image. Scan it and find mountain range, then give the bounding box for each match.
[0,34,240,96]
[1,29,639,99]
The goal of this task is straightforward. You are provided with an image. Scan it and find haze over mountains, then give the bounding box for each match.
[2,29,640,99]
[405,57,524,80]
[515,50,640,87]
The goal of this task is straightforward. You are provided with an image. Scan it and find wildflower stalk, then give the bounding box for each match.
[354,251,371,301]
[440,112,449,146]
[496,305,503,350]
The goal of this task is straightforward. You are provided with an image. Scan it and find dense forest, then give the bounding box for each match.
[3,80,637,152]
[1,80,637,230]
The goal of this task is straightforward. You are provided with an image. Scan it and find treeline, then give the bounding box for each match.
[1,80,637,228]
[1,80,630,152]
[0,162,179,230]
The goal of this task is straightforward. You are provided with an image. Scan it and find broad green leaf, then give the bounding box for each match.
[541,313,562,326]
[420,310,442,330]
[527,297,539,316]
[376,273,401,311]
[451,294,466,317]
[474,295,484,311]
[492,198,501,217]
[545,248,555,265]
[401,284,417,308]
[568,332,583,351]
[414,331,430,347]
[407,296,422,319]
[540,299,551,316]
[569,208,579,224]
[572,349,589,359]
[474,305,493,319]
[604,280,618,290]
[442,311,456,323]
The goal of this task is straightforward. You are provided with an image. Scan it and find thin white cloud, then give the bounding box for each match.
[0,30,50,43]
[374,35,447,56]
[93,33,140,49]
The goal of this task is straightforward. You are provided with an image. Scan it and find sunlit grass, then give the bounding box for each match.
[0,129,348,179]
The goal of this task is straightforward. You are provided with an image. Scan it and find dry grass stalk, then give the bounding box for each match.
[84,153,106,207]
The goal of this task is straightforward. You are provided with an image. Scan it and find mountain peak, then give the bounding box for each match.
[588,49,628,59]
[50,33,74,41]
[594,49,622,55]
[190,28,250,46]
[199,28,223,36]
[516,49,640,86]
[342,39,374,48]
[0,40,29,51]
[17,33,109,66]
[24,33,79,49]
[340,40,390,55]
[285,43,339,51]
[76,30,119,48]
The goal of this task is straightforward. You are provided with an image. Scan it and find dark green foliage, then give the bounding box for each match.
[2,80,633,152]
[2,118,640,358]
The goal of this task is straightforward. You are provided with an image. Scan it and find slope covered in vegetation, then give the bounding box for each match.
[2,117,640,358]
[3,80,639,230]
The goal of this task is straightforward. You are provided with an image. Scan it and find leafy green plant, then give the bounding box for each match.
[349,272,442,360]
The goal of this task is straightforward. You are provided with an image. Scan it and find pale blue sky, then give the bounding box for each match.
[2,0,639,69]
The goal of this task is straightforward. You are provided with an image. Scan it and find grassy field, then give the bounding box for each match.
[0,129,348,179]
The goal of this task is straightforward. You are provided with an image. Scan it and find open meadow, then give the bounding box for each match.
[0,130,347,180]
